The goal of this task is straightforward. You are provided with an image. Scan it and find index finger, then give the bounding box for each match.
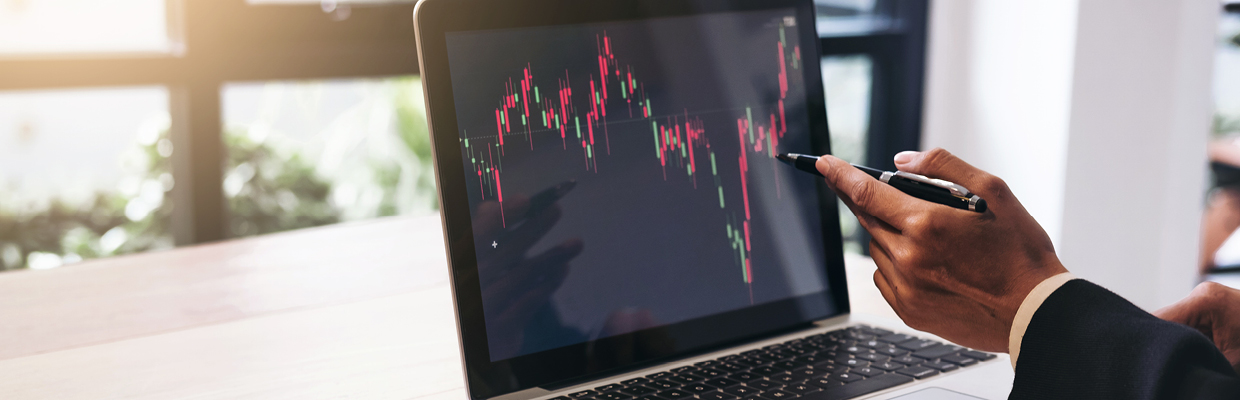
[816,154,933,231]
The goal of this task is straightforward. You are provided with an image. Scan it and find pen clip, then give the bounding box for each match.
[892,171,973,198]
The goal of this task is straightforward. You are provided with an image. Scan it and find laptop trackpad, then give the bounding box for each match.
[889,388,986,400]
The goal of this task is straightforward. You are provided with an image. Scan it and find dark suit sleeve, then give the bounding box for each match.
[1010,279,1240,399]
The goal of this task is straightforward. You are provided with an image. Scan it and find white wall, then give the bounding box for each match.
[923,0,1218,310]
[922,0,1079,250]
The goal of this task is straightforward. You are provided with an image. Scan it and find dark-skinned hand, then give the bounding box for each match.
[1156,281,1240,375]
[816,148,1068,352]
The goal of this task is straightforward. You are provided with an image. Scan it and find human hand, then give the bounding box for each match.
[816,148,1068,352]
[1155,281,1240,375]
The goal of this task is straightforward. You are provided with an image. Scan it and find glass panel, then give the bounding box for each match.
[814,0,893,37]
[1200,10,1240,284]
[0,0,173,55]
[1216,12,1240,136]
[221,76,435,238]
[0,86,172,271]
[822,55,873,254]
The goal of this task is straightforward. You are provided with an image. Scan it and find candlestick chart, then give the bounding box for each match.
[456,19,808,303]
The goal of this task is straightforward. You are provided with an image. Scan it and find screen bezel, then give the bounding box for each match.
[413,0,849,398]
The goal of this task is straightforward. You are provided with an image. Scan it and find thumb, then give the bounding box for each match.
[893,148,1012,201]
[1154,297,1197,325]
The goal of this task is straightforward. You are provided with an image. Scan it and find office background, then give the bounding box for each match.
[1,0,1238,312]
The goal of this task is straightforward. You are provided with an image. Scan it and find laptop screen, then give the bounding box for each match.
[444,7,836,363]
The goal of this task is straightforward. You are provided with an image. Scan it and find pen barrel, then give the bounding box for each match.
[886,178,978,212]
[795,156,825,177]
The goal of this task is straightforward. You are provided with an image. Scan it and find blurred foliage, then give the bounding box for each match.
[1,77,436,271]
[0,130,175,271]
[223,130,340,237]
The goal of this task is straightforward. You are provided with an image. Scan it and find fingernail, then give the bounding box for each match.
[815,155,831,174]
[894,151,919,165]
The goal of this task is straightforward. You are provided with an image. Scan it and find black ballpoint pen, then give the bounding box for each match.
[776,153,988,213]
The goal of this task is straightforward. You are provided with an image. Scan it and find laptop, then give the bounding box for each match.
[413,0,1014,399]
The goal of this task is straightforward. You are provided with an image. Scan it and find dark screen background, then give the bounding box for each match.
[445,9,832,362]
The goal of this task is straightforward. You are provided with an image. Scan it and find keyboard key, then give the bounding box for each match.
[716,363,747,373]
[753,353,784,363]
[671,366,698,374]
[648,380,680,390]
[786,368,825,380]
[871,361,906,372]
[695,360,722,368]
[724,386,760,396]
[570,390,598,398]
[667,375,704,385]
[682,384,716,394]
[596,384,624,392]
[849,367,885,378]
[940,355,978,367]
[921,361,959,372]
[757,390,799,400]
[895,366,939,379]
[698,392,738,400]
[821,373,915,399]
[832,372,864,383]
[855,353,889,363]
[840,358,869,368]
[807,377,841,388]
[655,390,693,400]
[783,383,821,395]
[729,372,763,383]
[621,387,657,396]
[718,355,741,362]
[843,345,866,354]
[793,355,824,365]
[859,340,883,349]
[911,345,957,360]
[877,333,916,344]
[892,355,922,365]
[815,363,849,374]
[622,378,650,386]
[741,350,765,357]
[770,361,800,371]
[734,358,767,367]
[897,339,941,351]
[598,393,632,400]
[751,366,782,376]
[961,350,996,361]
[646,372,672,380]
[768,373,799,384]
[691,369,728,379]
[551,397,571,400]
[747,380,784,391]
[875,347,909,357]
[771,349,800,359]
[705,378,742,389]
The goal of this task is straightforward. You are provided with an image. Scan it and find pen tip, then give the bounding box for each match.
[776,153,792,162]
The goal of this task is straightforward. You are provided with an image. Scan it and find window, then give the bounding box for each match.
[0,0,419,270]
[221,77,435,237]
[817,0,930,253]
[0,0,928,270]
[0,87,172,270]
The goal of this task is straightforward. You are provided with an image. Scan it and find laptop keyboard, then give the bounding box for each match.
[552,325,996,400]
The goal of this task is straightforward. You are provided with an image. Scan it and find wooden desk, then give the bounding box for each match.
[0,215,895,399]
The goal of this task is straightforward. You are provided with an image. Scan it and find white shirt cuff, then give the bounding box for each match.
[1008,272,1077,368]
